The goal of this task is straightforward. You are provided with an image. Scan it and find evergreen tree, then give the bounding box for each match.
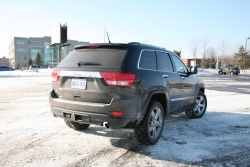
[174,50,181,57]
[35,52,42,66]
[28,57,33,66]
[233,46,247,69]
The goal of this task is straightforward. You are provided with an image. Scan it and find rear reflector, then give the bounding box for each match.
[100,72,135,87]
[111,111,124,117]
[52,70,61,82]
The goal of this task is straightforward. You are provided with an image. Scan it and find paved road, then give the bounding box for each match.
[198,74,250,94]
[0,75,249,167]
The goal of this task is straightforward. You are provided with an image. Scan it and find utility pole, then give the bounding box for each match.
[244,37,250,73]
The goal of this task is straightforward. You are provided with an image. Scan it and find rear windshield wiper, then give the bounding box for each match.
[77,62,102,67]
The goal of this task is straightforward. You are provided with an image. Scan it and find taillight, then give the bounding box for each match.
[100,72,135,87]
[52,70,61,82]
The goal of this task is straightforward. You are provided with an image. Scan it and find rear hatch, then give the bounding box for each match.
[52,44,132,105]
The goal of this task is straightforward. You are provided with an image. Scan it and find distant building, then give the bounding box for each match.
[0,57,10,66]
[182,58,202,67]
[9,36,89,68]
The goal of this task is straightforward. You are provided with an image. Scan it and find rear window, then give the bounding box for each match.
[57,49,127,69]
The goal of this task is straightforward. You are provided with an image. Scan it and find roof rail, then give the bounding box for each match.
[128,42,141,45]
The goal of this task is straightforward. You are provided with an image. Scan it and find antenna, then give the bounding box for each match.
[106,31,111,43]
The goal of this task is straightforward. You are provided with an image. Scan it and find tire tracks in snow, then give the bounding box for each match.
[66,134,145,167]
[1,132,59,160]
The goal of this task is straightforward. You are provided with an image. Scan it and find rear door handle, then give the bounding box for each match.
[162,75,168,78]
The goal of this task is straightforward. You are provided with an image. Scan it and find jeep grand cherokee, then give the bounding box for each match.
[49,42,207,145]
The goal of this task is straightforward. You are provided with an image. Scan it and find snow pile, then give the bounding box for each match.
[197,68,218,75]
[0,69,52,78]
[197,68,250,75]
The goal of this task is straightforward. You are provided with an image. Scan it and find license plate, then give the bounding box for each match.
[71,79,86,89]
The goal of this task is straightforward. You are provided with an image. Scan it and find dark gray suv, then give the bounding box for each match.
[49,43,207,144]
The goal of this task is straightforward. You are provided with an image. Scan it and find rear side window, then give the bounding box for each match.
[139,50,157,70]
[156,52,174,72]
[57,49,127,68]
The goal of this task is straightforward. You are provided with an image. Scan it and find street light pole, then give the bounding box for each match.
[244,37,250,73]
[51,50,54,68]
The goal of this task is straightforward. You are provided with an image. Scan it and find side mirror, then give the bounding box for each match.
[189,66,197,74]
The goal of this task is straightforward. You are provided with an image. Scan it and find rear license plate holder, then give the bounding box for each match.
[71,79,86,89]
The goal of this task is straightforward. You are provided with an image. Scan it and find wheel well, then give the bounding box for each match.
[151,93,167,117]
[199,87,205,94]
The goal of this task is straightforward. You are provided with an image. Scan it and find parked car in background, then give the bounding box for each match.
[49,42,207,145]
[29,65,41,71]
[218,67,240,75]
[0,66,15,71]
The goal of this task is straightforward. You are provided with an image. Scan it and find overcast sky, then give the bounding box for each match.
[1,0,250,58]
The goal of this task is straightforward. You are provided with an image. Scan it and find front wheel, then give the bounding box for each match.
[64,119,90,130]
[185,91,207,119]
[134,101,164,145]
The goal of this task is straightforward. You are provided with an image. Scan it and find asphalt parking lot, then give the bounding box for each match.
[0,74,250,167]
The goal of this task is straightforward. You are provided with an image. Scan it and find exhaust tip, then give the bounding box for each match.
[103,122,110,128]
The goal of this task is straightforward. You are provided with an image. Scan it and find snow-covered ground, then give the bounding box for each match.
[0,70,250,166]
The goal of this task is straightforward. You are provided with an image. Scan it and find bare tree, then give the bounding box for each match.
[190,38,199,67]
[206,47,216,68]
[217,40,230,68]
[200,38,210,68]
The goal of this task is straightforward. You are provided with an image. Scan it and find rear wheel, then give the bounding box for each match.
[64,119,90,130]
[185,91,207,119]
[219,71,222,75]
[134,100,164,145]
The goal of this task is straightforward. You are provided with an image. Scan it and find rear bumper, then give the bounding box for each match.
[49,90,143,129]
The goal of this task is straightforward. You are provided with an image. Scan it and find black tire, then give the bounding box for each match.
[185,91,207,119]
[64,119,90,130]
[219,71,222,75]
[134,101,164,145]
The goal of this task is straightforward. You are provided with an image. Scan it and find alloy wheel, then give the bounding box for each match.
[148,107,163,140]
[193,95,206,116]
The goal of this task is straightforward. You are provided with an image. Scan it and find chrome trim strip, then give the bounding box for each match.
[171,96,194,102]
[60,71,102,78]
[54,99,107,107]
